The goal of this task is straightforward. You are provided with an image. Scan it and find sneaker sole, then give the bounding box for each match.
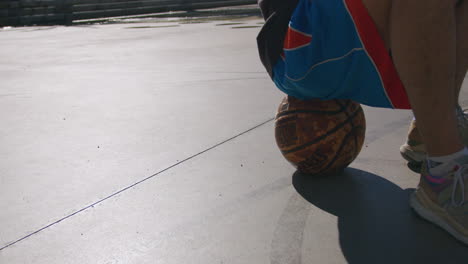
[410,190,468,246]
[407,162,423,174]
[400,145,425,165]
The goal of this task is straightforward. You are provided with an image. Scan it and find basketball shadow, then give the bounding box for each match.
[292,168,468,264]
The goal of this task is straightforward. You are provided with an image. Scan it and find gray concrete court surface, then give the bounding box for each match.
[1,8,468,264]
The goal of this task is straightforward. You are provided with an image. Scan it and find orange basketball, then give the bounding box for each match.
[275,96,366,176]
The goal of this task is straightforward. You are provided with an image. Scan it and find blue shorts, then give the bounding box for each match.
[272,0,412,109]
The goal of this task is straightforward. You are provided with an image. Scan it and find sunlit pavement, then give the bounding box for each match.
[1,7,468,264]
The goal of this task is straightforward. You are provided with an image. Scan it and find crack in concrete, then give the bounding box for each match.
[0,117,275,251]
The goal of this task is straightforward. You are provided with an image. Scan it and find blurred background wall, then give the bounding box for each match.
[0,0,257,26]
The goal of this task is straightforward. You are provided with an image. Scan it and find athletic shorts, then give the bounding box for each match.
[272,0,412,109]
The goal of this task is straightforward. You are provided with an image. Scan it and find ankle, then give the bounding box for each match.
[407,120,423,144]
[427,147,468,176]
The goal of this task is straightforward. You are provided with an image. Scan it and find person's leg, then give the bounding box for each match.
[454,0,468,148]
[389,0,468,245]
[455,0,468,103]
[362,0,468,245]
[399,0,468,165]
[389,0,462,156]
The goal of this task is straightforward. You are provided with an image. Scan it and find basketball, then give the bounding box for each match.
[275,96,366,176]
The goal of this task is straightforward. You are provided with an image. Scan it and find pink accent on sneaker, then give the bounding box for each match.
[424,173,449,184]
[422,165,460,195]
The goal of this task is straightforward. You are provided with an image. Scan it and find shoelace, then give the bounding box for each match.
[452,164,468,207]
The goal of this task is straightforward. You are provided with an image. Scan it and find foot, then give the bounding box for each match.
[410,159,468,245]
[400,106,468,165]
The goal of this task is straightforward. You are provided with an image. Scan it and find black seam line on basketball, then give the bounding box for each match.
[275,101,349,118]
[275,104,349,119]
[335,99,352,111]
[316,98,351,175]
[349,112,359,159]
[335,99,352,114]
[315,127,355,175]
[0,117,275,252]
[276,115,297,124]
[281,107,362,155]
[334,100,349,116]
[334,100,360,158]
[281,107,363,155]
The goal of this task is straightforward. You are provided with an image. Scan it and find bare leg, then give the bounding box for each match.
[405,1,467,138]
[389,0,462,156]
[455,0,468,103]
[362,0,468,245]
[394,1,468,162]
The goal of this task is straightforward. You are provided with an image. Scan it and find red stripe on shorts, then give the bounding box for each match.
[344,0,411,109]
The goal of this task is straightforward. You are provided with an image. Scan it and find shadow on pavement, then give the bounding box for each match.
[292,168,468,264]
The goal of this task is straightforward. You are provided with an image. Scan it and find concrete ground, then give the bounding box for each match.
[1,7,468,264]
